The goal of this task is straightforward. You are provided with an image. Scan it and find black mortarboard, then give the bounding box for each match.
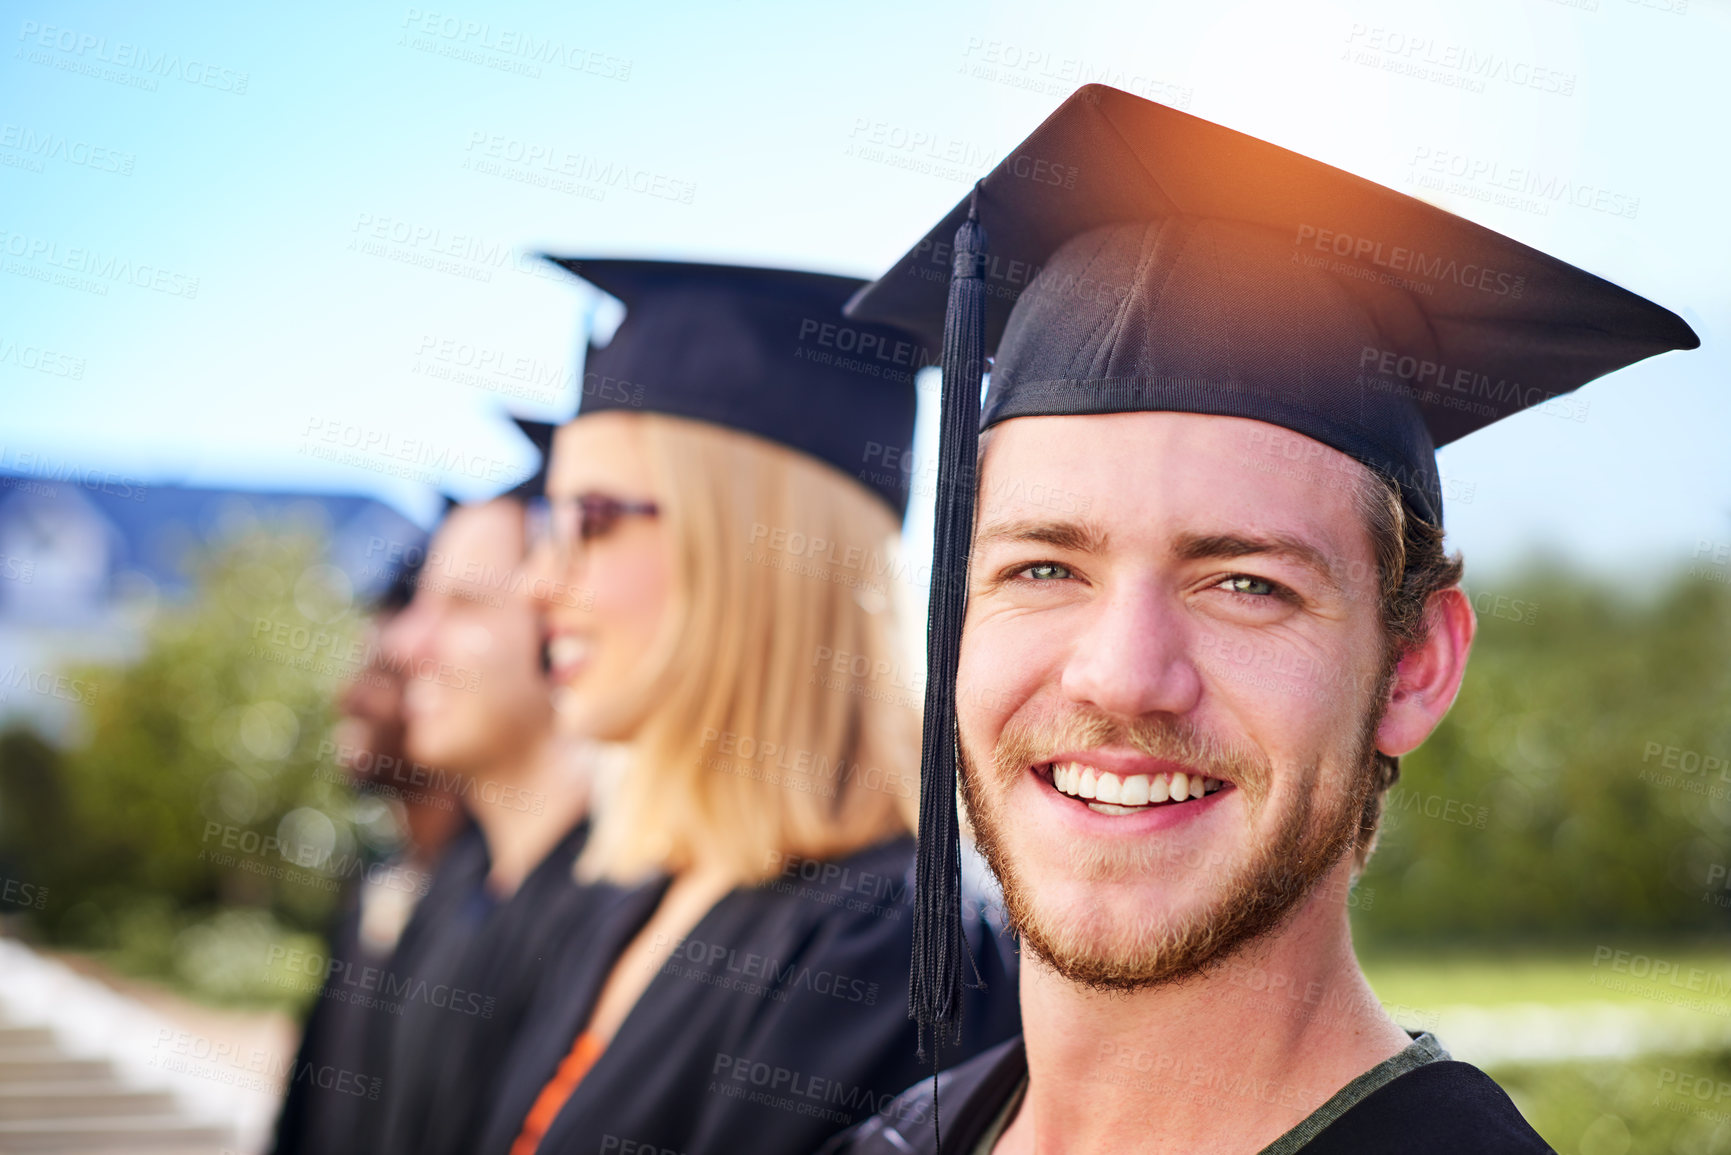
[503,415,557,502]
[844,85,1698,1060]
[374,545,425,615]
[541,258,925,516]
[369,496,457,611]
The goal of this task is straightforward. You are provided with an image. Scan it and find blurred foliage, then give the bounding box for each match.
[0,527,396,1008]
[1363,944,1731,1009]
[1354,563,1731,947]
[2,545,1728,1012]
[1495,1052,1731,1155]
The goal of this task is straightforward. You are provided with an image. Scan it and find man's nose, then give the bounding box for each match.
[382,599,436,667]
[521,538,585,610]
[1059,580,1202,720]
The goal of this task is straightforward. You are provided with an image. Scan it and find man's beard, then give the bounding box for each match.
[959,705,1382,992]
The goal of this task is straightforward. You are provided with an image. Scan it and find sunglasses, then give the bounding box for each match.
[527,493,659,563]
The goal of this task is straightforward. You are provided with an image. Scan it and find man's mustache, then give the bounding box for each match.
[988,707,1273,810]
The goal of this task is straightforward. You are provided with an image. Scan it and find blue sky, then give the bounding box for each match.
[4,0,1727,581]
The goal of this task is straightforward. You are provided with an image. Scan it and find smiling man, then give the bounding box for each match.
[826,86,1696,1153]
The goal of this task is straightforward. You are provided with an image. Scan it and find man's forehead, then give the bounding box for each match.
[983,409,1361,463]
[982,412,1369,507]
[975,412,1374,568]
[428,502,525,583]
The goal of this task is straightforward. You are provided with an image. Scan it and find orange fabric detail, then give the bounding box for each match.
[508,1031,606,1155]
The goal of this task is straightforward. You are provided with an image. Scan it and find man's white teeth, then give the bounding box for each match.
[548,635,590,669]
[1049,762,1225,811]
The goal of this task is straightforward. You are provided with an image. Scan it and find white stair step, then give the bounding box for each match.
[0,1052,112,1083]
[0,1083,179,1119]
[0,1116,233,1150]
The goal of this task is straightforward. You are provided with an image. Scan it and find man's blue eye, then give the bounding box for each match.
[1024,563,1071,581]
[1221,575,1276,596]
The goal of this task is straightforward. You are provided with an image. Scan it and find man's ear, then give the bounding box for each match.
[1375,587,1476,758]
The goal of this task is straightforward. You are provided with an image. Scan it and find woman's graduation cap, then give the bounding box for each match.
[844,85,1698,1061]
[541,257,924,516]
[503,414,557,502]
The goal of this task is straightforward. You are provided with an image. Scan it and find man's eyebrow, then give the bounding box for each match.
[1172,531,1344,590]
[975,517,1110,555]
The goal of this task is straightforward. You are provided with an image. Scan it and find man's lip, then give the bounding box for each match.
[401,681,440,717]
[1037,749,1231,787]
[1026,760,1234,833]
[544,631,590,684]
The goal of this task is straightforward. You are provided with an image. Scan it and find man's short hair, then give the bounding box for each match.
[1354,473,1465,869]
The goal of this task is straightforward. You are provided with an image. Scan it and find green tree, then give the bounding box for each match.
[0,526,380,1005]
[1356,564,1731,945]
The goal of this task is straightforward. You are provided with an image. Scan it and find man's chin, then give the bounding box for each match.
[333,718,388,760]
[1009,888,1239,992]
[1025,943,1218,994]
[403,733,461,775]
[988,818,1350,994]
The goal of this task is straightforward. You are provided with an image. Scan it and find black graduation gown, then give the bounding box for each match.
[268,879,370,1155]
[270,818,488,1155]
[821,1035,1557,1154]
[369,819,621,1155]
[473,835,1024,1155]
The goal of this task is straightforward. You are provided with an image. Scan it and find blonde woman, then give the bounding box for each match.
[476,261,1020,1155]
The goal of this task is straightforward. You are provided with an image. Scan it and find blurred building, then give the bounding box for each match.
[0,477,424,742]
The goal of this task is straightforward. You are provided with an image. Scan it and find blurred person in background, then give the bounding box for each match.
[269,550,466,1155]
[472,260,1023,1155]
[331,558,471,954]
[356,428,623,1155]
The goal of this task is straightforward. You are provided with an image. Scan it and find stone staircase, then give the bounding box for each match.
[0,940,277,1154]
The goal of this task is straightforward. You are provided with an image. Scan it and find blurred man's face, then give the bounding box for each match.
[332,618,407,785]
[957,412,1392,990]
[386,500,552,775]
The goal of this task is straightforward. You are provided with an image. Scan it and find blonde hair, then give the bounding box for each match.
[578,413,920,887]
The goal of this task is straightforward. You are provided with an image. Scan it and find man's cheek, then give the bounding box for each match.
[953,688,1006,775]
[446,620,499,668]
[955,637,1023,747]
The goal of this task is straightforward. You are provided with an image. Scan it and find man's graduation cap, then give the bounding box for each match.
[541,258,924,516]
[844,85,1698,1056]
[374,542,429,615]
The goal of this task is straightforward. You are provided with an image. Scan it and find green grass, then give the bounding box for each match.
[1362,940,1731,1011]
[1356,943,1731,1153]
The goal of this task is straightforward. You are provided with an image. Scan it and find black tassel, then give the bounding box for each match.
[910,187,988,1149]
